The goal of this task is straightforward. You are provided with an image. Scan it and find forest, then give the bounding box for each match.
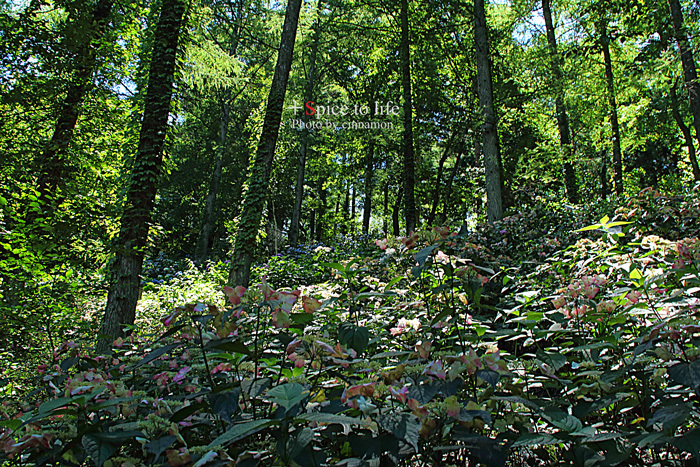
[1,0,700,464]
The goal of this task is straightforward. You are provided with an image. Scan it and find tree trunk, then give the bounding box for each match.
[400,0,417,234]
[289,6,321,246]
[342,180,350,234]
[195,98,228,262]
[597,17,623,196]
[440,151,462,224]
[474,0,503,222]
[601,151,609,200]
[98,0,186,350]
[668,0,700,180]
[428,129,457,225]
[670,82,700,180]
[362,137,375,235]
[392,187,403,237]
[34,0,114,205]
[382,180,389,234]
[227,0,302,287]
[317,179,326,242]
[542,0,578,203]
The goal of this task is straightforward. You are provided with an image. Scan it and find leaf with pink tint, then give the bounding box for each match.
[223,285,247,305]
[302,296,322,313]
[444,395,461,419]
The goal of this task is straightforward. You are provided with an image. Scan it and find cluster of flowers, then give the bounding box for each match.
[285,338,357,370]
[673,238,700,269]
[552,275,610,319]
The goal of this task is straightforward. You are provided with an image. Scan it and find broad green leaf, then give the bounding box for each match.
[207,419,277,448]
[208,389,241,422]
[668,360,700,393]
[384,276,403,292]
[377,413,420,452]
[82,434,117,467]
[133,343,181,368]
[204,337,251,355]
[338,323,369,354]
[512,433,558,447]
[0,419,21,431]
[414,245,438,268]
[296,412,368,427]
[266,383,308,411]
[144,435,176,460]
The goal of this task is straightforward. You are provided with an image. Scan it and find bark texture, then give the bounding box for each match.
[99,0,186,350]
[289,3,321,246]
[474,0,503,222]
[196,99,228,262]
[597,17,623,196]
[228,0,302,287]
[670,82,700,181]
[400,0,417,234]
[542,0,578,203]
[668,0,700,181]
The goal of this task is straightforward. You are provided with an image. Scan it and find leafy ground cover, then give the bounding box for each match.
[2,188,700,466]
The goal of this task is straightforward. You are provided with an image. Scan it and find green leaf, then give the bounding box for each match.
[670,428,700,459]
[283,427,314,461]
[668,360,700,393]
[537,350,568,371]
[204,337,251,355]
[0,419,22,431]
[82,434,117,467]
[414,245,438,268]
[241,378,271,398]
[291,313,315,325]
[647,404,691,431]
[377,413,420,452]
[208,389,241,422]
[170,402,207,423]
[511,433,558,447]
[37,397,74,415]
[476,369,500,390]
[296,412,368,427]
[384,276,403,292]
[207,419,276,448]
[267,383,308,412]
[338,323,369,354]
[544,412,583,433]
[133,343,181,368]
[144,435,176,460]
[576,223,602,232]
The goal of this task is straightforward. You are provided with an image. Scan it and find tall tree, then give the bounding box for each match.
[33,0,114,214]
[400,0,417,234]
[289,2,322,247]
[195,0,249,262]
[98,0,187,349]
[228,0,303,287]
[362,132,376,235]
[542,0,578,203]
[596,15,623,195]
[427,127,458,226]
[474,0,503,222]
[195,96,229,262]
[670,81,700,180]
[668,0,700,181]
